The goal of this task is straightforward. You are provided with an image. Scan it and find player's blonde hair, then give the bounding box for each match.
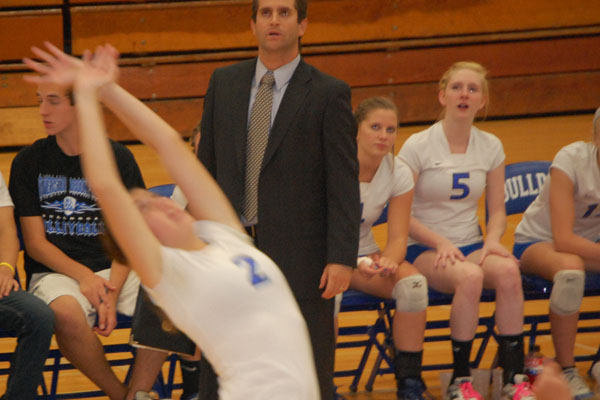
[438,61,489,119]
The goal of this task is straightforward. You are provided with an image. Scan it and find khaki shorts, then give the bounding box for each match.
[29,268,140,326]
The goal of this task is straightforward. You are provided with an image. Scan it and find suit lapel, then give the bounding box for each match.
[261,60,311,171]
[231,59,257,176]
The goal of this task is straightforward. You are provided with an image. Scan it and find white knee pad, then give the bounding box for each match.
[391,275,428,313]
[549,270,585,316]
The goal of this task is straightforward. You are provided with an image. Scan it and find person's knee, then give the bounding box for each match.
[495,260,522,295]
[560,255,585,271]
[455,263,483,298]
[392,274,428,313]
[550,269,585,315]
[31,303,55,338]
[50,296,88,334]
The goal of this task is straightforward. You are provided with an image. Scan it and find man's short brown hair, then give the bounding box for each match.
[251,0,307,22]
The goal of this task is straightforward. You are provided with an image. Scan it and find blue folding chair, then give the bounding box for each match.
[148,183,176,198]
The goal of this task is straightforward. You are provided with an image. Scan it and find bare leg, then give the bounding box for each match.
[350,261,426,351]
[519,242,584,367]
[475,251,523,335]
[125,348,169,400]
[414,251,483,341]
[50,295,127,400]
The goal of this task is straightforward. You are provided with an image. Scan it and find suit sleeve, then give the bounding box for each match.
[198,71,217,178]
[322,81,360,267]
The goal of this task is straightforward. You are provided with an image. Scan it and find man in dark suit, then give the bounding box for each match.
[198,0,360,397]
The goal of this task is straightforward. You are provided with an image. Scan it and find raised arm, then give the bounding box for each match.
[74,72,165,288]
[23,42,165,287]
[25,42,242,234]
[97,82,242,232]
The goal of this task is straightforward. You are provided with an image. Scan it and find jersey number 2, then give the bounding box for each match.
[232,255,270,286]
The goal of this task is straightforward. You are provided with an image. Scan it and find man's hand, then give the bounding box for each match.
[94,293,118,337]
[319,263,353,299]
[79,271,116,310]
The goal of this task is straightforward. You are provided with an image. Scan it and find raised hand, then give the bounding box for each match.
[23,41,84,87]
[23,41,120,91]
[74,44,120,92]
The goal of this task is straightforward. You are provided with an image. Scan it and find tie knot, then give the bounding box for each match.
[261,71,275,87]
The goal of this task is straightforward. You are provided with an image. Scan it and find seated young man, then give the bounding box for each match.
[9,82,165,400]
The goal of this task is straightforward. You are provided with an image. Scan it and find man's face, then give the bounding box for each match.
[251,0,307,56]
[37,83,76,137]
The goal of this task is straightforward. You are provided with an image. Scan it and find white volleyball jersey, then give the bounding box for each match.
[359,154,414,255]
[144,221,319,400]
[0,172,13,208]
[515,141,600,243]
[398,121,505,247]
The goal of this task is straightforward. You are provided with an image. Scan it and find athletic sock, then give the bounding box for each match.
[198,356,219,400]
[180,358,200,399]
[497,333,524,384]
[394,349,423,381]
[451,338,474,382]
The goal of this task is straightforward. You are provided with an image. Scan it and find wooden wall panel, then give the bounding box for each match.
[0,0,598,148]
[69,0,600,54]
[0,99,203,146]
[309,36,600,88]
[0,1,59,6]
[70,3,256,54]
[5,35,598,109]
[104,98,203,141]
[353,72,600,123]
[0,10,62,60]
[4,70,596,146]
[0,107,45,147]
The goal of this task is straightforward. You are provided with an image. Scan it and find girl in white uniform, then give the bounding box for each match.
[398,62,531,400]
[24,43,319,400]
[512,108,600,400]
[345,97,428,399]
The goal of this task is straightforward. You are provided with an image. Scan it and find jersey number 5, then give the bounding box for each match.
[450,172,470,200]
[232,255,270,286]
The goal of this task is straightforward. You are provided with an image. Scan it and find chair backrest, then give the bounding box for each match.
[373,203,389,226]
[503,161,551,216]
[148,183,176,198]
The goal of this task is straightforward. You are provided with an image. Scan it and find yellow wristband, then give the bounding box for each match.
[0,262,15,276]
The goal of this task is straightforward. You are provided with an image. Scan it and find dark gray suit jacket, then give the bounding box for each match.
[199,57,360,300]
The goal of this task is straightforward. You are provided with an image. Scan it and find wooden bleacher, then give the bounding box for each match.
[1,0,599,146]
